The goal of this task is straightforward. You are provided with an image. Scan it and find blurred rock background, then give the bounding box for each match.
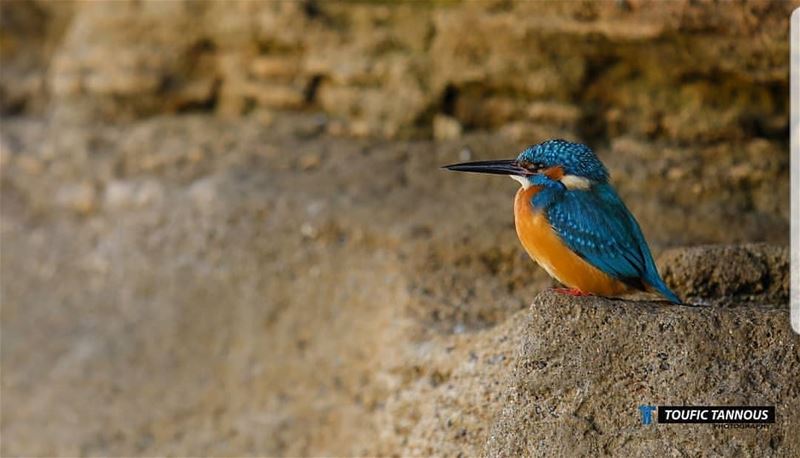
[0,0,796,456]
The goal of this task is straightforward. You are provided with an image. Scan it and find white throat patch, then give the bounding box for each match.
[510,174,592,190]
[509,175,531,189]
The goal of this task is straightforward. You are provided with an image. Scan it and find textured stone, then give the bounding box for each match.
[0,114,793,456]
[55,181,96,214]
[1,0,795,454]
[660,244,789,306]
[486,291,799,457]
[104,179,164,210]
[1,0,791,142]
[249,56,301,79]
[433,114,463,140]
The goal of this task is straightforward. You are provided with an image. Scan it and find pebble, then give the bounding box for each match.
[299,153,321,170]
[56,182,96,214]
[17,155,44,175]
[433,114,462,141]
[104,179,164,210]
[300,222,318,239]
[188,176,220,209]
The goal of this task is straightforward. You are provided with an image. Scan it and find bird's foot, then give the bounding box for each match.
[552,287,592,297]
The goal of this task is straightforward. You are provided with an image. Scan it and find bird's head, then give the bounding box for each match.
[443,139,608,190]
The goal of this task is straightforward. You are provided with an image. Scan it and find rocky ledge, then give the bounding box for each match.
[2,113,795,456]
[488,289,797,457]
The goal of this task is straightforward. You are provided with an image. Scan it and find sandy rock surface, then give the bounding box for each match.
[1,1,793,140]
[0,0,795,456]
[1,113,795,456]
[487,292,798,457]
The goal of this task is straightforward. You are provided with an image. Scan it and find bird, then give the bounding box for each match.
[443,139,682,304]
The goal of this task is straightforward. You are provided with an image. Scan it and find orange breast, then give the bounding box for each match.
[514,186,629,296]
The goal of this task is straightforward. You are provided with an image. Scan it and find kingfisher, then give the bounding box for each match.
[443,139,681,304]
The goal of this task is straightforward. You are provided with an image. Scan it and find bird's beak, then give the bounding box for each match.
[441,159,529,176]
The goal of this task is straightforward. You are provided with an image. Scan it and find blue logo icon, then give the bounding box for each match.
[639,405,657,425]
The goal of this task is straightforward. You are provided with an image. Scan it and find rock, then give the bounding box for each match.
[0,112,793,456]
[55,182,96,214]
[44,0,216,121]
[243,81,306,109]
[433,114,462,140]
[16,155,44,176]
[525,101,581,127]
[0,146,10,170]
[0,3,795,458]
[249,56,301,79]
[187,175,221,210]
[659,244,789,306]
[486,291,799,457]
[0,0,73,114]
[1,0,788,146]
[298,153,322,170]
[378,314,530,457]
[104,179,164,210]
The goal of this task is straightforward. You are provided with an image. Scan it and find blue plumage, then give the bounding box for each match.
[519,140,681,304]
[443,138,682,304]
[519,139,608,182]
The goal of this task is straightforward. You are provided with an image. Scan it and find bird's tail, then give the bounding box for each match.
[646,274,682,305]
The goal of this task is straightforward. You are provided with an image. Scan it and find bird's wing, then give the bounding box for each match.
[545,183,652,286]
